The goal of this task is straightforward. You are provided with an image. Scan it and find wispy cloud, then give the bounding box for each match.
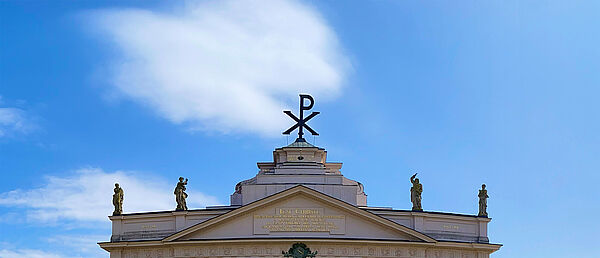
[0,168,221,223]
[0,248,66,258]
[45,235,107,258]
[0,237,107,258]
[0,107,36,137]
[86,0,350,137]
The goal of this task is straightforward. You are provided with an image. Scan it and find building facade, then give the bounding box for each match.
[99,139,501,258]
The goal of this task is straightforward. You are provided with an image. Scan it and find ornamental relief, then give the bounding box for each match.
[122,245,486,258]
[122,248,172,258]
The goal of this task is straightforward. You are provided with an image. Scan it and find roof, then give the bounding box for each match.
[162,185,437,243]
[284,138,322,148]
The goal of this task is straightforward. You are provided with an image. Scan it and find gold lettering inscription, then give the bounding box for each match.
[278,208,321,215]
[442,224,459,230]
[255,208,344,233]
[141,224,157,230]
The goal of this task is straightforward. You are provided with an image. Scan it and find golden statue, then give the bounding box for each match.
[112,183,124,216]
[478,184,489,217]
[410,173,423,211]
[174,177,189,211]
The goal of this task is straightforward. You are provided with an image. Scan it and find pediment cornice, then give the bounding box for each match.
[163,185,436,243]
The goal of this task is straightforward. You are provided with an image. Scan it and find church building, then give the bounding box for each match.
[99,95,501,258]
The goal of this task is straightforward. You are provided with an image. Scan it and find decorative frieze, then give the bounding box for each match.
[121,244,487,258]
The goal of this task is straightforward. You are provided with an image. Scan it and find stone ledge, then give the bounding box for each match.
[112,230,175,242]
[425,233,489,243]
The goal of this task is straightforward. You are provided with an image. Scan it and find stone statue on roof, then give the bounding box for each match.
[112,183,123,216]
[410,173,423,211]
[174,177,188,211]
[478,184,489,217]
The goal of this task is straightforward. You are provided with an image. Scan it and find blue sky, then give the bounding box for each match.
[1,0,599,257]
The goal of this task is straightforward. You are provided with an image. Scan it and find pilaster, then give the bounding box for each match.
[412,212,425,231]
[109,215,123,242]
[477,217,490,243]
[174,211,188,231]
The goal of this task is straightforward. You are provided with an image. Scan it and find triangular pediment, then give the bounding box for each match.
[164,185,435,243]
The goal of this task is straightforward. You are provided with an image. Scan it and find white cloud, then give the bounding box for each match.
[0,248,66,258]
[0,107,35,137]
[87,0,350,137]
[45,235,108,258]
[0,236,107,258]
[0,168,221,222]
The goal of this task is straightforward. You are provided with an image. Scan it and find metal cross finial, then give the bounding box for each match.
[283,94,320,141]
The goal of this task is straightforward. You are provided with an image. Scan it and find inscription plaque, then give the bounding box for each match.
[254,208,345,234]
[141,224,157,230]
[443,224,460,231]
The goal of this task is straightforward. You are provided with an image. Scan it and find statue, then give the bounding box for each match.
[478,184,489,217]
[410,173,423,211]
[174,177,188,211]
[112,183,123,216]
